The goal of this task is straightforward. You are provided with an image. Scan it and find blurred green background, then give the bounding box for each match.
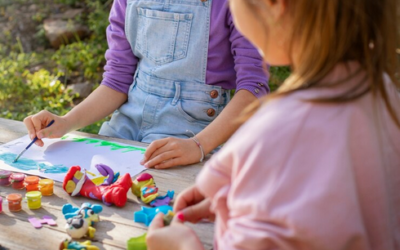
[0,0,290,134]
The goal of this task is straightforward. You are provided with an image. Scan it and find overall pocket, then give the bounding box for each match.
[136,8,193,65]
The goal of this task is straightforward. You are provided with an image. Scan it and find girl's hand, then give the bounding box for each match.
[23,110,71,147]
[174,185,215,223]
[147,213,204,250]
[141,137,203,169]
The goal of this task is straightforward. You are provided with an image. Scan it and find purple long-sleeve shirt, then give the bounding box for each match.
[102,0,269,97]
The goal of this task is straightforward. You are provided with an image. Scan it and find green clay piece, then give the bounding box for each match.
[127,233,147,250]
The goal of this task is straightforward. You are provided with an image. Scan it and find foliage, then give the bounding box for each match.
[0,0,110,134]
[1,0,290,135]
[269,66,291,91]
[0,51,76,120]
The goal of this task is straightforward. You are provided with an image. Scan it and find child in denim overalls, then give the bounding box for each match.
[23,0,269,169]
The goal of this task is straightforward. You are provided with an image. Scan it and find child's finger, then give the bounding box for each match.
[141,139,168,165]
[177,199,212,223]
[170,211,185,225]
[173,185,204,212]
[148,213,165,231]
[23,116,37,140]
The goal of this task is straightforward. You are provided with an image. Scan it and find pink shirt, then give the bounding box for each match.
[197,62,400,250]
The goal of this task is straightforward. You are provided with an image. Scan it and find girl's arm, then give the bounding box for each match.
[24,85,127,146]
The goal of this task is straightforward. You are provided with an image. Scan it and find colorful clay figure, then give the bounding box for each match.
[131,173,175,207]
[131,173,155,197]
[134,205,173,226]
[62,203,103,226]
[94,163,120,186]
[63,165,132,207]
[60,239,100,250]
[65,214,96,239]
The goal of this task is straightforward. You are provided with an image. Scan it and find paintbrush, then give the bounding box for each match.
[13,120,55,163]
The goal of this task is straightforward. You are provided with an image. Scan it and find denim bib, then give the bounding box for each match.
[100,0,230,142]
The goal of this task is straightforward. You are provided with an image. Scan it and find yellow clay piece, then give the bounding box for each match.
[74,171,84,180]
[65,180,76,193]
[88,226,96,238]
[141,193,158,204]
[131,179,154,197]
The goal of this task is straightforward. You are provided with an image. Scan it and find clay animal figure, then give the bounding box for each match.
[62,203,103,226]
[65,214,96,239]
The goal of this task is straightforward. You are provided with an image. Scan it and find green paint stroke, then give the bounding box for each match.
[61,136,146,153]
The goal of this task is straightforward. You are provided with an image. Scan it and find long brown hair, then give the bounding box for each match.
[241,0,400,126]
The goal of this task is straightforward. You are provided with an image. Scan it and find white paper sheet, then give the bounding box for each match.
[0,134,147,182]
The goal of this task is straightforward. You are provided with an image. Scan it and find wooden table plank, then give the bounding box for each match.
[0,118,214,249]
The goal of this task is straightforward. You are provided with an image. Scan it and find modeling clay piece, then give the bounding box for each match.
[28,216,57,229]
[131,173,175,206]
[131,173,155,197]
[134,205,173,226]
[149,190,175,207]
[95,163,120,186]
[127,211,175,250]
[62,203,103,226]
[63,165,132,207]
[162,211,176,226]
[60,239,100,250]
[65,214,96,239]
[127,233,147,250]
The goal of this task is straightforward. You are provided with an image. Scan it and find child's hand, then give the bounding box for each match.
[23,110,70,146]
[141,137,203,169]
[147,213,204,250]
[174,185,215,223]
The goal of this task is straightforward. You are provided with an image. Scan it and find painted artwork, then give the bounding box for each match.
[0,134,147,182]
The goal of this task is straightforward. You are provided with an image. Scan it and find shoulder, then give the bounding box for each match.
[214,90,363,175]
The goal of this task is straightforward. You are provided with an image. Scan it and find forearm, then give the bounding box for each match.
[196,89,257,154]
[63,85,127,131]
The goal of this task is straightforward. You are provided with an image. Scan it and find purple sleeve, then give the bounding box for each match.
[227,11,269,98]
[101,0,138,94]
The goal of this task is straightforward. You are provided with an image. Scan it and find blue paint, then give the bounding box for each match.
[0,153,69,174]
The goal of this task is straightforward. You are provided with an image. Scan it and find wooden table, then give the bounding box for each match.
[0,118,214,250]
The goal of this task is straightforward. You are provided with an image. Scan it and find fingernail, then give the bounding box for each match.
[140,157,147,165]
[144,163,149,168]
[176,212,184,222]
[37,133,43,139]
[29,133,35,140]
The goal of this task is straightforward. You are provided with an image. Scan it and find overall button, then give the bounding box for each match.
[254,88,260,94]
[210,90,219,99]
[257,82,264,87]
[207,108,216,117]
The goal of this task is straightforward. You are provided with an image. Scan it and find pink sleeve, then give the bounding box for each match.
[197,98,372,250]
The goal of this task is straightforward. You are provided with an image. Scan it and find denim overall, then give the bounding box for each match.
[99,0,230,143]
